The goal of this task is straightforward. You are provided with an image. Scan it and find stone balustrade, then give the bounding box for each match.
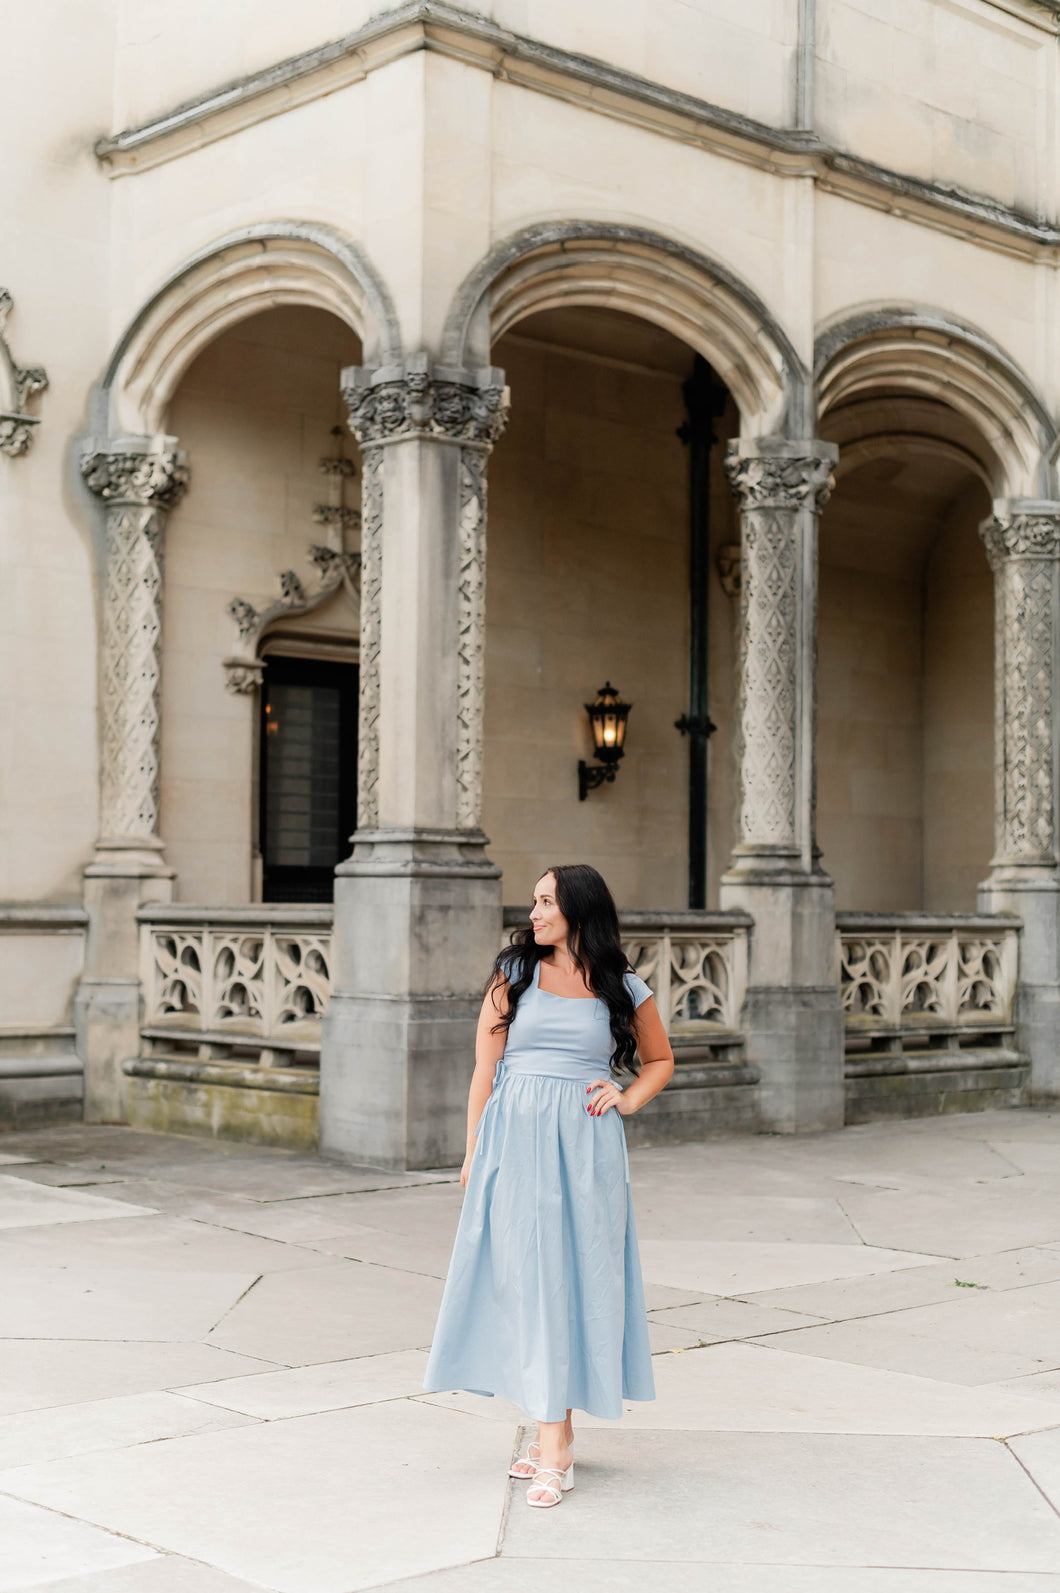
[836,913,1020,1051]
[502,908,752,1039]
[138,905,332,1065]
[137,906,1021,1071]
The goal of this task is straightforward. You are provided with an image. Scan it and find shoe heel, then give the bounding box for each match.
[561,1462,574,1491]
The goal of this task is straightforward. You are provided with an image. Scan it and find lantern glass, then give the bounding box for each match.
[587,683,630,762]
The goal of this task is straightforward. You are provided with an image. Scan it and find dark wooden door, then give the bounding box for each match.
[259,657,358,902]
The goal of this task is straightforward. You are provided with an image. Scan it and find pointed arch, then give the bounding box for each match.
[815,307,1056,499]
[441,222,808,437]
[102,222,401,436]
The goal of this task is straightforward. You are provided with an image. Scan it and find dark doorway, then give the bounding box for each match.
[259,656,358,902]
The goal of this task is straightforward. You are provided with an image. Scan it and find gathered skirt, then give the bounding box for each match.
[423,1066,656,1422]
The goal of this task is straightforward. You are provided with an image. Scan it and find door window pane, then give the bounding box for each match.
[264,683,341,867]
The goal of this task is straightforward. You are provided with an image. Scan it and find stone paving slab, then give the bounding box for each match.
[0,1495,158,1590]
[204,1259,442,1365]
[180,1349,430,1420]
[648,1298,828,1340]
[0,1390,254,1470]
[741,1244,1060,1320]
[35,1561,271,1593]
[377,1565,1060,1593]
[638,1238,945,1296]
[498,1429,1060,1571]
[9,1166,129,1187]
[1009,1425,1060,1513]
[748,1280,1060,1386]
[0,1175,156,1231]
[0,1341,273,1420]
[0,1214,340,1275]
[0,1266,261,1342]
[633,1193,863,1244]
[829,1178,1060,1257]
[567,1339,1060,1436]
[2,1400,513,1593]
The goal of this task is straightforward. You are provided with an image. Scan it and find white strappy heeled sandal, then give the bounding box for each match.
[508,1440,540,1478]
[526,1460,574,1508]
[508,1436,573,1479]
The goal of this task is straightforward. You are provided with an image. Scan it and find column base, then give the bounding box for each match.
[979,869,1060,1102]
[76,844,174,1123]
[720,863,844,1133]
[319,830,501,1169]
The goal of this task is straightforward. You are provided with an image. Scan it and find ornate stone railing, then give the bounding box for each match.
[502,908,751,1038]
[836,913,1020,1051]
[138,906,332,1065]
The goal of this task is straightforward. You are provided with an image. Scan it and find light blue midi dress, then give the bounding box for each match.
[423,961,657,1422]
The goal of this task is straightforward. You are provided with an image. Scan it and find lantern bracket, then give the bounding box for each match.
[578,759,618,801]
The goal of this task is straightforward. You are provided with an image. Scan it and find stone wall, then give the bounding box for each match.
[483,310,739,909]
[817,450,993,911]
[164,307,361,903]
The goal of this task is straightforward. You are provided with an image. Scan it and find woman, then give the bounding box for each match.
[423,863,674,1508]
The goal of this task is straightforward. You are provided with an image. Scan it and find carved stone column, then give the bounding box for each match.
[720,438,844,1132]
[979,501,1060,1100]
[319,358,508,1168]
[75,437,188,1121]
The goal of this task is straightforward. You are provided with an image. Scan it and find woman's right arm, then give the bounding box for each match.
[461,974,509,1189]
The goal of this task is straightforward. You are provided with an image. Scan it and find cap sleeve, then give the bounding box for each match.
[624,970,654,1008]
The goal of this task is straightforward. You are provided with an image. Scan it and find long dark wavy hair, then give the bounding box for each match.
[488,863,638,1073]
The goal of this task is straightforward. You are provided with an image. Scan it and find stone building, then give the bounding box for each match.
[3,0,1060,1166]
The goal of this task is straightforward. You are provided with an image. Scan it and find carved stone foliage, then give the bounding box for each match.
[223,546,361,694]
[0,289,48,457]
[725,447,835,854]
[81,446,190,507]
[341,358,509,448]
[725,452,835,513]
[981,509,1060,865]
[356,448,384,828]
[80,441,189,841]
[456,453,487,830]
[312,504,360,535]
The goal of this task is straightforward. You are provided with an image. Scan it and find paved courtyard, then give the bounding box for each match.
[1,1109,1060,1591]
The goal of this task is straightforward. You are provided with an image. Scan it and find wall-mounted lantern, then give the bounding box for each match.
[578,682,632,800]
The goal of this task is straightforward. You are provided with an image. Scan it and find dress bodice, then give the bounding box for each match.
[500,959,652,1081]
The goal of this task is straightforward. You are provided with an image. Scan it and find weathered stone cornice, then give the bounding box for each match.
[342,358,509,448]
[81,440,189,508]
[94,2,1060,261]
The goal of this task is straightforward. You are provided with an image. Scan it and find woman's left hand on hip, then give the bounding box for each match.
[586,1079,628,1117]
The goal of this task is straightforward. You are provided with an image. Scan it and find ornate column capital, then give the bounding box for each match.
[80,436,189,508]
[725,440,837,512]
[981,501,1060,570]
[341,356,509,449]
